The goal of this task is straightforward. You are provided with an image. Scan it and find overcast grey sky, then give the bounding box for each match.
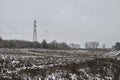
[0,0,120,48]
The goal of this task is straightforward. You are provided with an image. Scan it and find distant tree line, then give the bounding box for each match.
[2,37,119,50]
[40,40,71,49]
[0,37,37,48]
[0,37,71,49]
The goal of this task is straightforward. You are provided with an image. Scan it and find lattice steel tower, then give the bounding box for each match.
[33,20,37,42]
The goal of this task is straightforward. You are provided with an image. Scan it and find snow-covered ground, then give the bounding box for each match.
[0,49,120,80]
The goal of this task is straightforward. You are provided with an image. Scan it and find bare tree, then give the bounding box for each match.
[85,41,99,49]
[69,43,80,49]
[90,41,99,49]
[49,40,59,49]
[102,44,106,49]
[85,42,90,49]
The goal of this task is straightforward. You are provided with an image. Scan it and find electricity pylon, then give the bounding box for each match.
[33,20,37,42]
